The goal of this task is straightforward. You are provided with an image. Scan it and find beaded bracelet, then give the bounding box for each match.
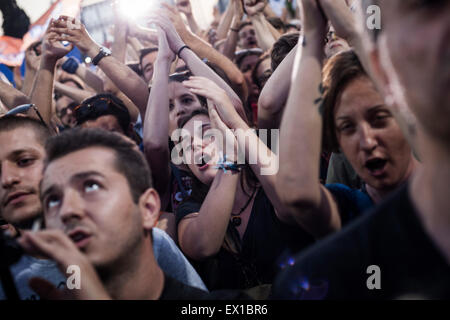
[214,155,244,173]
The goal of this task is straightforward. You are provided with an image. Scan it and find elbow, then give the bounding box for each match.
[181,240,221,261]
[276,175,322,213]
[258,92,279,117]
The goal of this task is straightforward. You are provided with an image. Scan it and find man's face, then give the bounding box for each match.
[141,50,158,83]
[239,24,258,49]
[376,0,450,145]
[0,128,45,225]
[56,98,77,128]
[41,147,144,269]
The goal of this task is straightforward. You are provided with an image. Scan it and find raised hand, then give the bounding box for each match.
[42,20,74,62]
[18,230,110,300]
[175,0,192,16]
[24,42,41,71]
[182,76,243,129]
[156,26,176,63]
[244,0,267,16]
[147,11,185,54]
[49,16,100,58]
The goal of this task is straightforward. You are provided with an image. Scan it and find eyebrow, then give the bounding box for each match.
[9,148,40,158]
[336,104,386,121]
[40,171,106,200]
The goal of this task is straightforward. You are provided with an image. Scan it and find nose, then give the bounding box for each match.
[1,162,21,190]
[358,124,378,153]
[59,188,85,224]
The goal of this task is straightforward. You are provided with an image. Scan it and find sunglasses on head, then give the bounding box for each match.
[5,103,57,134]
[73,97,128,124]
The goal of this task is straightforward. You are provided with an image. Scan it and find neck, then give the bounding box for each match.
[410,130,450,263]
[366,155,418,203]
[100,234,165,300]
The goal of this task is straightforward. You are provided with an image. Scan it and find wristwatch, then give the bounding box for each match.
[92,46,112,66]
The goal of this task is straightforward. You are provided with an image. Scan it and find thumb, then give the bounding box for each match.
[29,277,68,300]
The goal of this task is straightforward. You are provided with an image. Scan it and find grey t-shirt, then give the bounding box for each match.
[0,228,206,300]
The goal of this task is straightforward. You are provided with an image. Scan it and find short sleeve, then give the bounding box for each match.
[175,200,202,226]
[325,183,373,225]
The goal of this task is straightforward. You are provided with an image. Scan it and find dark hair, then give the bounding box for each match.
[75,93,131,133]
[45,128,152,203]
[270,32,299,71]
[251,53,271,89]
[0,115,51,146]
[267,17,286,33]
[127,62,143,77]
[177,109,258,204]
[322,50,368,152]
[139,47,158,67]
[238,21,252,32]
[235,49,263,70]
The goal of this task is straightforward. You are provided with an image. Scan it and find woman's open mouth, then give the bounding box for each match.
[365,158,388,177]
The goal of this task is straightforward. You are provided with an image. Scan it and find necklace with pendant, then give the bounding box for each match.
[231,188,257,227]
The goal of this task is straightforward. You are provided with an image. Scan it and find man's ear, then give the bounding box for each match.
[138,188,161,230]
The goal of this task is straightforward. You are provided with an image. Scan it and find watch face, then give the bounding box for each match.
[103,47,112,55]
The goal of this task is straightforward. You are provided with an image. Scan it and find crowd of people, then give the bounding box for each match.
[0,0,449,300]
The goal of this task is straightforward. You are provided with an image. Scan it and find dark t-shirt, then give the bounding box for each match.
[160,274,251,300]
[326,183,374,225]
[272,184,450,300]
[176,188,315,291]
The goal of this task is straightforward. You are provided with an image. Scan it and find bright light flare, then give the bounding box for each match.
[117,0,157,21]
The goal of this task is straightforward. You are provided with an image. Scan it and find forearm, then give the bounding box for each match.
[22,68,37,96]
[30,57,57,125]
[258,44,298,129]
[221,17,240,60]
[54,82,94,104]
[0,80,31,110]
[90,45,149,116]
[278,33,324,209]
[143,59,171,195]
[112,24,127,63]
[249,14,276,52]
[265,17,281,40]
[75,65,104,93]
[180,171,239,260]
[216,1,234,40]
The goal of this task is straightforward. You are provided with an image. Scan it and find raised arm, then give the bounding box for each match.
[318,0,373,79]
[258,43,298,129]
[162,4,248,107]
[22,42,41,96]
[244,0,277,52]
[54,81,94,103]
[175,0,201,36]
[30,20,74,126]
[50,16,150,117]
[276,0,341,238]
[177,100,241,260]
[221,0,244,61]
[0,76,31,110]
[183,76,293,225]
[142,27,174,207]
[216,0,235,40]
[153,9,248,123]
